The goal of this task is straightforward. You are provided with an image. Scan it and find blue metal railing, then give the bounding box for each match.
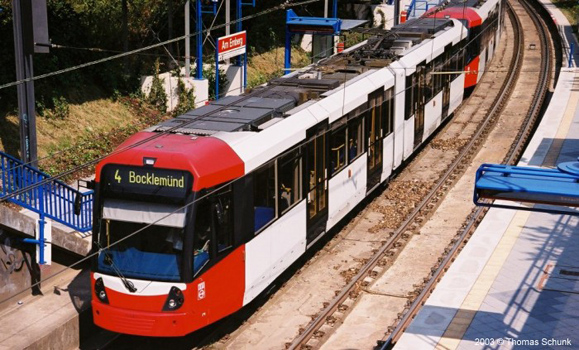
[0,151,93,233]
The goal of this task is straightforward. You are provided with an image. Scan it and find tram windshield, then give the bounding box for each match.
[97,199,186,282]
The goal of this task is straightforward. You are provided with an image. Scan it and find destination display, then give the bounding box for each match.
[102,165,193,202]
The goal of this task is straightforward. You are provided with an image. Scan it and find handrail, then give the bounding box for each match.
[0,151,93,233]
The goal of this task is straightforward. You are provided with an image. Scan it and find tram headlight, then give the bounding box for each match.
[94,277,109,304]
[163,286,184,311]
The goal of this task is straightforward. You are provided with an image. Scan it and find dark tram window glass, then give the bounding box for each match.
[212,186,233,253]
[278,148,302,215]
[99,219,185,281]
[330,126,347,176]
[424,62,433,101]
[306,135,326,219]
[382,88,394,136]
[253,161,277,232]
[192,197,211,274]
[405,73,415,120]
[348,117,364,162]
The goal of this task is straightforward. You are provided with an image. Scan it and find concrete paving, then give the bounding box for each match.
[0,267,92,350]
[394,32,579,350]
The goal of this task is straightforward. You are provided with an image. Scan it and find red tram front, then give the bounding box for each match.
[91,133,246,336]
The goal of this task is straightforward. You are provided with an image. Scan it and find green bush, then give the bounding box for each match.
[172,76,196,116]
[51,96,70,120]
[147,58,167,113]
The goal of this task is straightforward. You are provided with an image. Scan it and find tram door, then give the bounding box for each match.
[414,65,425,149]
[367,89,384,192]
[305,122,329,245]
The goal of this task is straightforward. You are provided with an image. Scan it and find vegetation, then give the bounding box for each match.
[549,0,579,33]
[147,59,168,113]
[41,94,168,180]
[173,75,196,116]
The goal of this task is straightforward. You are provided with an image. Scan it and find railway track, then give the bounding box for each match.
[285,0,553,348]
[378,0,553,347]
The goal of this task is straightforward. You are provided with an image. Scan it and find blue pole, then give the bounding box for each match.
[215,44,220,100]
[570,43,574,68]
[236,0,242,66]
[333,0,338,18]
[243,51,247,90]
[38,176,45,264]
[285,29,291,75]
[196,0,203,79]
[236,0,242,34]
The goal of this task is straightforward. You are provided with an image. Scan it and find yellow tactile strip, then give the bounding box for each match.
[435,210,531,350]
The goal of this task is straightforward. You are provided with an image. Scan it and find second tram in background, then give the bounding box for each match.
[91,0,505,337]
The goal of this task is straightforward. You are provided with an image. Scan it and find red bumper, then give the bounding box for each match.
[92,301,198,337]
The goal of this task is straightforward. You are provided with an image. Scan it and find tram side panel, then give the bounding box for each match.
[243,201,307,305]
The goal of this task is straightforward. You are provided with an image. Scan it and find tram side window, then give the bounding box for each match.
[278,149,302,215]
[212,186,233,253]
[254,161,277,232]
[433,53,445,95]
[330,126,347,176]
[348,117,364,162]
[424,62,433,101]
[405,73,415,120]
[193,196,212,273]
[192,185,233,273]
[382,88,394,136]
[450,44,463,80]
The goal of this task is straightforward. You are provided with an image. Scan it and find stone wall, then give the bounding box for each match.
[0,228,39,311]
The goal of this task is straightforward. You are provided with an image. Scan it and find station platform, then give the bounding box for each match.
[393,8,579,349]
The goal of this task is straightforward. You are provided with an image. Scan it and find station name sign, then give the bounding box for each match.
[102,165,192,202]
[218,31,246,61]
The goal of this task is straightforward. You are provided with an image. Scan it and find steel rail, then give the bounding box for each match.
[378,0,553,347]
[288,4,527,349]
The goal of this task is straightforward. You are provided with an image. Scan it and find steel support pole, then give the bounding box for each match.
[12,0,38,167]
[215,43,219,100]
[196,0,203,79]
[185,0,191,78]
[394,0,400,25]
[285,29,292,75]
[236,0,242,66]
[225,0,230,64]
[243,51,247,90]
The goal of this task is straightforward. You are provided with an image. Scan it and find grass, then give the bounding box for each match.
[37,99,136,158]
[0,91,165,181]
[247,46,311,88]
[0,86,139,159]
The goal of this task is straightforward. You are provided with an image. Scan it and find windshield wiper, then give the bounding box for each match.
[99,245,137,293]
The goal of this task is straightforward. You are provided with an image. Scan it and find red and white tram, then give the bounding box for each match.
[91,0,504,336]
